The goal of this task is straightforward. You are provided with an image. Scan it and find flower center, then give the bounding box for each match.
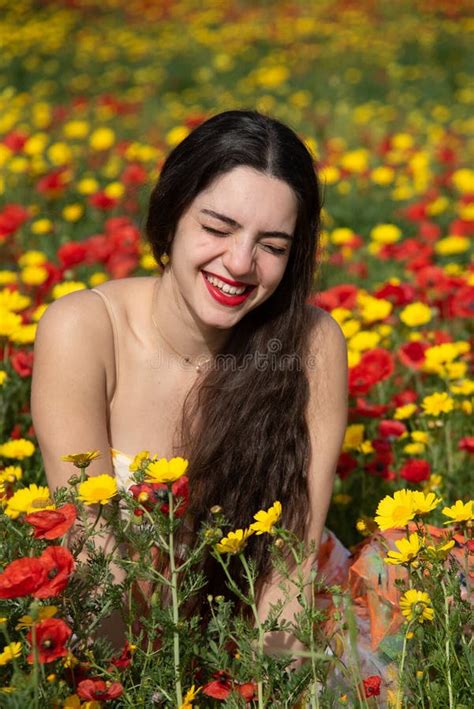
[31,497,53,509]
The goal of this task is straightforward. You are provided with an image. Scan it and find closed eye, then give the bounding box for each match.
[264,245,287,255]
[202,225,229,235]
[202,225,287,256]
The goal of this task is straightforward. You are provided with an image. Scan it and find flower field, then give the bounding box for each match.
[0,0,473,706]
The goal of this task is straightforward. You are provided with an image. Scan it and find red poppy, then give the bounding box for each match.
[362,675,381,697]
[107,252,139,279]
[203,672,233,699]
[129,482,161,517]
[0,203,29,240]
[448,285,474,319]
[57,242,88,268]
[27,618,72,663]
[404,201,428,221]
[450,216,474,236]
[419,220,441,242]
[349,349,394,396]
[33,546,75,598]
[336,452,358,480]
[158,476,189,517]
[83,233,113,264]
[366,451,395,481]
[414,265,450,291]
[400,459,431,484]
[109,641,133,669]
[350,398,389,418]
[393,389,418,407]
[25,503,77,540]
[378,421,406,439]
[36,167,70,196]
[310,284,358,311]
[88,191,118,210]
[121,163,148,186]
[371,438,392,456]
[10,350,34,377]
[237,682,257,701]
[3,130,28,152]
[130,476,189,518]
[77,679,124,701]
[0,557,47,599]
[9,422,23,439]
[374,281,415,306]
[459,437,474,454]
[397,341,429,370]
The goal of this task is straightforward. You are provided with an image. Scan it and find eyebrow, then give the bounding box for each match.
[200,208,294,241]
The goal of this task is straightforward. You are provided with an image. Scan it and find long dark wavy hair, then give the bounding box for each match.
[145,109,322,612]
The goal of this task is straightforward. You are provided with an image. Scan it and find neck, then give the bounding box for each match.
[152,273,231,361]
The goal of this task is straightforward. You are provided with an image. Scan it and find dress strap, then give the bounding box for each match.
[90,288,119,411]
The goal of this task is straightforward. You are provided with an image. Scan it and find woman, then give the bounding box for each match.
[30,110,349,655]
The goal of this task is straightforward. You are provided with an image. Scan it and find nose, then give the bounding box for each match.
[221,236,255,279]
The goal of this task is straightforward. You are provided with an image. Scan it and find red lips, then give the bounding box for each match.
[202,270,253,288]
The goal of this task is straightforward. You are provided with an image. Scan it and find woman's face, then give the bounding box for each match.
[167,165,298,330]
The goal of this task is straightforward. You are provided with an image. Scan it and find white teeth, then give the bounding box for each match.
[204,272,246,296]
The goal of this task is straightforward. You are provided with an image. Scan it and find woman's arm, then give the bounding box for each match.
[31,290,127,648]
[257,308,349,655]
[31,289,116,488]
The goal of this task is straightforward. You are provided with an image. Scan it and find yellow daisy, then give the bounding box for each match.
[129,450,157,472]
[0,642,22,666]
[145,457,188,484]
[374,490,415,531]
[77,475,118,505]
[16,605,57,630]
[215,528,254,554]
[4,484,55,519]
[0,438,35,459]
[426,538,455,559]
[421,392,454,416]
[250,501,282,535]
[61,450,102,468]
[385,532,423,565]
[411,491,442,515]
[0,465,23,484]
[179,685,201,708]
[399,589,434,623]
[442,500,473,524]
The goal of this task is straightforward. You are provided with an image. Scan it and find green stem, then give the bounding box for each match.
[440,580,454,709]
[32,623,39,709]
[74,504,104,558]
[239,553,264,709]
[168,487,182,707]
[395,623,412,709]
[215,555,250,605]
[308,578,320,709]
[444,418,454,477]
[343,594,370,709]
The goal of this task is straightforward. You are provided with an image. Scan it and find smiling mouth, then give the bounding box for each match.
[201,270,256,295]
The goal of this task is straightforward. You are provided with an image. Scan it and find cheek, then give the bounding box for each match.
[261,260,288,289]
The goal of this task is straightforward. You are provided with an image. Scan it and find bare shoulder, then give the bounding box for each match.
[88,275,154,299]
[38,276,153,336]
[36,287,113,349]
[304,303,348,415]
[303,305,349,546]
[305,303,347,364]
